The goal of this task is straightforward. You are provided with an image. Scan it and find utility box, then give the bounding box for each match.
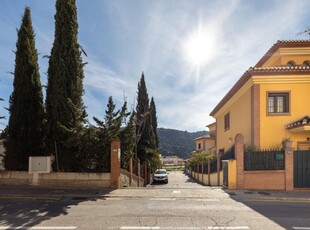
[28,156,51,174]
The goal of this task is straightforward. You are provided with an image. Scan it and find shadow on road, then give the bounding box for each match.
[225,189,310,229]
[0,186,114,228]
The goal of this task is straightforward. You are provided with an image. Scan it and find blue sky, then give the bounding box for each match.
[0,0,309,132]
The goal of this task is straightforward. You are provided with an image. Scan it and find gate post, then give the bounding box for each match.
[110,137,121,189]
[284,143,294,191]
[235,133,244,189]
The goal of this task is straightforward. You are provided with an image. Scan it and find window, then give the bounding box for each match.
[287,61,295,67]
[198,143,201,150]
[303,60,310,67]
[267,92,290,114]
[224,113,230,131]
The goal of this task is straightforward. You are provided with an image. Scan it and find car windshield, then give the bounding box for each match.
[155,170,167,174]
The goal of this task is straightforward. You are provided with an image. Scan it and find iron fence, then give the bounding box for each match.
[244,149,285,170]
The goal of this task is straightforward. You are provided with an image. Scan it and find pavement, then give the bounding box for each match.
[0,184,310,202]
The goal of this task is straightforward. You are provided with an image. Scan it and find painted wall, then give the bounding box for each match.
[228,160,236,189]
[191,170,223,186]
[0,171,111,188]
[215,88,252,152]
[259,78,310,149]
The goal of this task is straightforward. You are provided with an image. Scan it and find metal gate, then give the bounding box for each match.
[294,150,310,188]
[222,161,228,187]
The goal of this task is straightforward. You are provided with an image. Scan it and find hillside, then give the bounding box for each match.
[157,128,208,159]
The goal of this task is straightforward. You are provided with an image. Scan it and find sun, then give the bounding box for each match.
[183,27,217,68]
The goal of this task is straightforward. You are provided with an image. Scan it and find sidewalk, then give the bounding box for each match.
[225,188,310,202]
[0,185,113,200]
[0,184,309,201]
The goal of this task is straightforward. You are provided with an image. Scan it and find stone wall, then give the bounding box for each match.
[0,171,111,188]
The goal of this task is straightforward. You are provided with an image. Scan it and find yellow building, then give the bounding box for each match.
[193,123,216,155]
[210,40,310,153]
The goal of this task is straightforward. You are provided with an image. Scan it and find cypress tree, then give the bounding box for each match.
[150,97,159,149]
[135,73,157,163]
[46,0,86,171]
[4,7,46,170]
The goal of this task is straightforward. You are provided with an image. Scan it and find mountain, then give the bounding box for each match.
[157,128,208,159]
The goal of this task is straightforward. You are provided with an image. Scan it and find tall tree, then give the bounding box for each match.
[150,97,159,149]
[135,73,158,166]
[45,0,86,171]
[4,7,46,170]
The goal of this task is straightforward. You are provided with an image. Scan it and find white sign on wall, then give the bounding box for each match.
[28,156,51,174]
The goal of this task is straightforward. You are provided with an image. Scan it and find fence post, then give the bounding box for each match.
[201,162,204,185]
[144,162,148,186]
[217,152,221,186]
[137,158,141,187]
[235,133,244,189]
[129,158,133,187]
[110,137,121,189]
[208,159,211,186]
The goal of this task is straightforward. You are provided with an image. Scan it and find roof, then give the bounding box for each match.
[285,116,310,130]
[255,40,310,67]
[210,40,310,117]
[194,134,214,141]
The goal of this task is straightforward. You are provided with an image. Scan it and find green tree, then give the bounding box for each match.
[135,73,159,169]
[150,97,159,149]
[93,96,130,171]
[119,112,135,169]
[45,0,86,171]
[4,7,46,170]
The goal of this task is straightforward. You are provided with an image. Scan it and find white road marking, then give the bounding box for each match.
[0,227,77,230]
[120,227,250,230]
[149,198,176,201]
[120,227,160,230]
[172,190,181,194]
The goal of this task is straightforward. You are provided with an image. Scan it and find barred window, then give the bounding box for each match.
[268,93,289,114]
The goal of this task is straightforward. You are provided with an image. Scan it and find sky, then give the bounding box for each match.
[0,0,310,132]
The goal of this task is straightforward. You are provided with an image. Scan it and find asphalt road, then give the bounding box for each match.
[0,171,310,230]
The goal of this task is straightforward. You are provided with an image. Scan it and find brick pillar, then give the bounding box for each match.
[110,137,121,189]
[285,143,294,191]
[129,158,133,187]
[235,133,244,189]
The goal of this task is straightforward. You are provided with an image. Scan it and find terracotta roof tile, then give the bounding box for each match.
[255,40,310,67]
[285,116,310,130]
[210,40,310,117]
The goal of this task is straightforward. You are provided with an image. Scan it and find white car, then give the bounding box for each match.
[153,169,168,184]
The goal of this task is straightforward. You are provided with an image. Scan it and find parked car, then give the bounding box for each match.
[153,169,168,184]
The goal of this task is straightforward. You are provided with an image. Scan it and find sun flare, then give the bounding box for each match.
[183,27,217,68]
